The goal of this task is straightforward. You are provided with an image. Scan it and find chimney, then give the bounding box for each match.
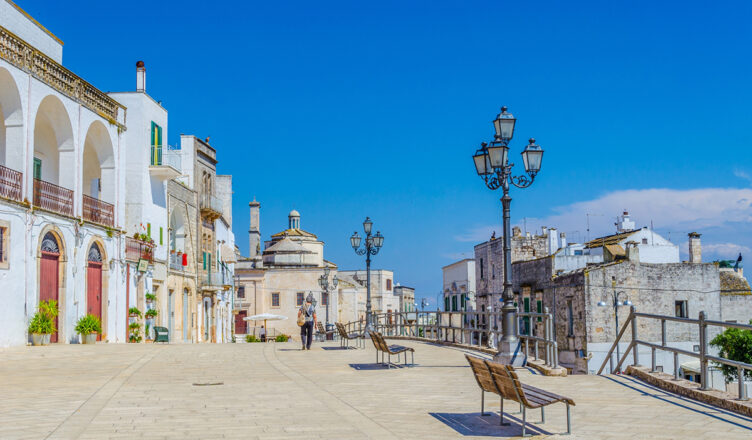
[625,241,640,263]
[548,227,559,253]
[249,198,261,258]
[560,232,567,249]
[512,226,522,237]
[688,232,701,263]
[136,61,146,92]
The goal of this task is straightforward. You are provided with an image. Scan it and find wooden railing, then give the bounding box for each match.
[33,178,73,216]
[0,164,22,202]
[0,25,125,125]
[125,237,154,263]
[82,194,114,227]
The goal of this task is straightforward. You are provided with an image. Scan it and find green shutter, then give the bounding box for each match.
[159,227,163,245]
[147,223,151,238]
[33,158,41,180]
[202,252,206,270]
[537,300,543,322]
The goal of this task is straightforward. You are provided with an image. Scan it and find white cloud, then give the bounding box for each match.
[454,225,497,243]
[734,169,752,185]
[701,243,750,258]
[521,188,752,241]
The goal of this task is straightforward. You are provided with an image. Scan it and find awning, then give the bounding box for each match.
[680,360,701,374]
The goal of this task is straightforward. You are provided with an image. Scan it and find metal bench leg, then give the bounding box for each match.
[522,407,527,437]
[481,391,487,416]
[540,407,544,424]
[566,403,571,435]
[500,398,509,425]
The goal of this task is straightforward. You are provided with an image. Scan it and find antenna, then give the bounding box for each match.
[586,213,604,242]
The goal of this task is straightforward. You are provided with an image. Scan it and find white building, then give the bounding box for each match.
[442,258,476,312]
[0,1,127,346]
[337,269,400,316]
[584,212,679,264]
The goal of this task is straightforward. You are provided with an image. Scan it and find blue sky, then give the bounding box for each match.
[24,0,752,304]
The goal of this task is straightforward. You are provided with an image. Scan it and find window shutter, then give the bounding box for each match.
[147,223,151,238]
[33,158,41,180]
[159,227,163,245]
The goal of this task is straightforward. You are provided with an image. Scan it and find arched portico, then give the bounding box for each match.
[82,121,115,203]
[33,95,75,216]
[0,67,24,174]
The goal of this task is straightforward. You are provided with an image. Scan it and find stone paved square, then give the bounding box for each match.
[2,340,752,439]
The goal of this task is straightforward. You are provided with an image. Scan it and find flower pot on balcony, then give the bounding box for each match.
[82,333,97,344]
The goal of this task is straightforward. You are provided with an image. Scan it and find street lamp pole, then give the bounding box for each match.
[350,217,384,334]
[598,289,632,372]
[472,106,544,366]
[318,266,338,326]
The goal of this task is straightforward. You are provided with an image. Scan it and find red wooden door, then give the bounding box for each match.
[40,252,59,343]
[235,310,247,334]
[87,262,102,340]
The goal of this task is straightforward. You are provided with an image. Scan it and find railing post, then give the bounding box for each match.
[739,367,748,401]
[650,347,657,373]
[661,319,666,347]
[699,311,708,390]
[631,305,640,367]
[673,352,679,380]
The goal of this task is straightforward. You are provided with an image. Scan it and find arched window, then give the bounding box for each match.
[87,243,102,262]
[41,232,59,254]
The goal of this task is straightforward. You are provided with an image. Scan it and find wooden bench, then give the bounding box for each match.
[335,322,364,349]
[369,331,414,368]
[153,326,169,343]
[316,322,336,342]
[465,355,574,436]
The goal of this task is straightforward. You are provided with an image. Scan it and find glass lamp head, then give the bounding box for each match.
[521,138,544,175]
[487,141,509,169]
[473,142,492,176]
[350,232,361,249]
[493,106,516,142]
[363,217,373,235]
[373,231,384,248]
[332,276,339,289]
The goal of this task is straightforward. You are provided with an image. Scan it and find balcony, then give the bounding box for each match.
[125,237,154,263]
[0,25,125,127]
[82,194,114,227]
[200,194,223,220]
[149,145,181,180]
[203,272,230,291]
[0,164,23,202]
[169,253,186,271]
[33,178,73,217]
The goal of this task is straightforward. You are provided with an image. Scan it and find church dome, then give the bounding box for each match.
[289,209,300,217]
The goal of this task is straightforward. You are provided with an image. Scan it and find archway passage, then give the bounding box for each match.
[86,243,103,340]
[39,232,60,343]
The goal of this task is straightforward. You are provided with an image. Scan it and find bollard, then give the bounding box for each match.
[650,347,657,373]
[699,311,708,391]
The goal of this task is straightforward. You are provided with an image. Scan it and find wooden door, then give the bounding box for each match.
[235,310,247,334]
[86,263,102,340]
[40,252,59,342]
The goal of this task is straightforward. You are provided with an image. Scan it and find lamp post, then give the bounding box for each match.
[350,217,384,334]
[318,266,338,328]
[598,291,632,371]
[472,106,544,366]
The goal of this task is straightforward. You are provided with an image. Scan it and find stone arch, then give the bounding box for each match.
[33,95,75,191]
[36,225,68,343]
[169,206,187,253]
[82,120,115,204]
[84,238,109,341]
[0,67,24,172]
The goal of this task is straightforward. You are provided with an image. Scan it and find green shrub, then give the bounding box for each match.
[710,320,752,381]
[28,300,58,334]
[275,334,289,342]
[129,307,142,317]
[246,334,260,343]
[145,293,157,302]
[74,314,102,335]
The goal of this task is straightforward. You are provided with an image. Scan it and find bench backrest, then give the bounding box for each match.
[154,326,168,334]
[317,322,326,333]
[484,361,528,406]
[335,322,347,337]
[465,355,498,394]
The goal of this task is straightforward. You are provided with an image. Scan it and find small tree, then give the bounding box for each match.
[710,320,752,382]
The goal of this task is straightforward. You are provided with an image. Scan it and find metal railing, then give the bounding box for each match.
[33,178,73,216]
[343,308,559,369]
[125,237,154,263]
[0,164,22,202]
[597,306,751,401]
[150,145,181,171]
[0,25,125,125]
[204,272,229,288]
[82,194,114,227]
[169,253,184,271]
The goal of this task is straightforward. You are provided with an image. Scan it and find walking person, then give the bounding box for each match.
[298,293,317,350]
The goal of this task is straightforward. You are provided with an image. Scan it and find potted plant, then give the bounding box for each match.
[145,309,158,319]
[129,322,142,343]
[128,307,142,318]
[145,293,156,303]
[75,314,102,344]
[145,323,152,342]
[28,300,58,346]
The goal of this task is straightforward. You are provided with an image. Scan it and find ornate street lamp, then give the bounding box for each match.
[471,106,544,366]
[598,290,633,372]
[350,217,384,334]
[318,266,338,328]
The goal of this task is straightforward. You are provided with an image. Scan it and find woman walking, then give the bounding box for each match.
[298,294,317,350]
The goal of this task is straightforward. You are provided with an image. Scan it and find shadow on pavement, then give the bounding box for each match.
[430,412,551,437]
[321,346,352,350]
[348,363,405,370]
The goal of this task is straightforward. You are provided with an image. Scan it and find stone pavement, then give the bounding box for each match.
[1,340,751,439]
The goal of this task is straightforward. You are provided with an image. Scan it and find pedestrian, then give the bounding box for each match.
[298,293,317,350]
[259,325,266,342]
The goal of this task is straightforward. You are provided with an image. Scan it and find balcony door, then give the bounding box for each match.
[183,289,190,342]
[86,243,103,341]
[39,232,60,343]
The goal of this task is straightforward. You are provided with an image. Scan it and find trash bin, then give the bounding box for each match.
[326,323,335,341]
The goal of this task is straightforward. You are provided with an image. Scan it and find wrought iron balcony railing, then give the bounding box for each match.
[82,194,114,227]
[0,25,125,126]
[125,237,154,263]
[0,164,22,202]
[200,194,223,219]
[33,178,73,217]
